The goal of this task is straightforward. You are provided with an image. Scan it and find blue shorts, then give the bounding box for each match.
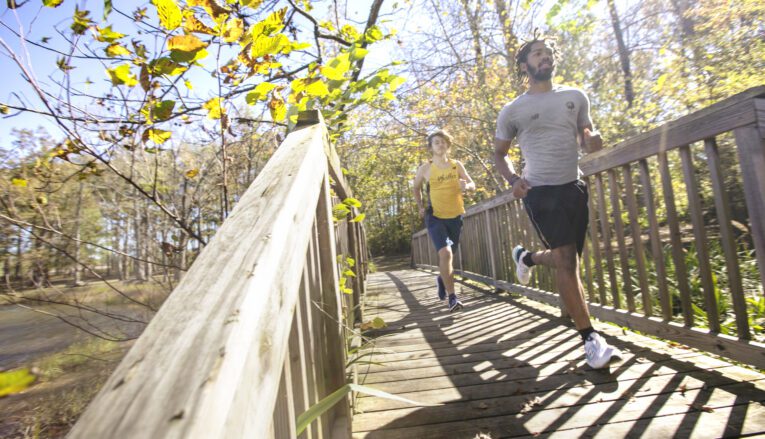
[426,213,463,252]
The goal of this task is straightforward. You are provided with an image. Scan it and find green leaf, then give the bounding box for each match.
[343,197,361,208]
[343,269,355,277]
[351,213,366,223]
[103,0,113,18]
[371,317,386,329]
[0,368,37,397]
[171,48,209,63]
[296,384,435,435]
[106,64,137,87]
[43,0,64,7]
[71,6,93,34]
[151,0,182,30]
[150,57,186,76]
[365,25,384,43]
[245,82,277,104]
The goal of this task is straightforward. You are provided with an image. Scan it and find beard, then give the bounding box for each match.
[526,64,553,81]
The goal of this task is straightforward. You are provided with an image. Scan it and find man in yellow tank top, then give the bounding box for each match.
[413,129,476,312]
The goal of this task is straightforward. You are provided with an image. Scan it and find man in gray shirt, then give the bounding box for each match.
[494,37,619,369]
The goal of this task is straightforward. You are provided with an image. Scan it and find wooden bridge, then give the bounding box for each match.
[68,87,765,438]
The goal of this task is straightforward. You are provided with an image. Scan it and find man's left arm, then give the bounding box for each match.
[456,161,476,192]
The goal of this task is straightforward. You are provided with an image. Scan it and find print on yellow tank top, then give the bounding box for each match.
[428,160,465,219]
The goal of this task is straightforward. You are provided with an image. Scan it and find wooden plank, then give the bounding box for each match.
[733,124,765,290]
[450,276,765,370]
[596,174,620,308]
[580,86,764,176]
[679,145,720,333]
[658,151,693,326]
[704,137,749,339]
[69,122,331,439]
[639,159,671,321]
[290,294,311,439]
[622,164,652,316]
[608,169,635,312]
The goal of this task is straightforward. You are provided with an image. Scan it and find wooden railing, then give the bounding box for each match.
[413,86,765,369]
[69,111,366,438]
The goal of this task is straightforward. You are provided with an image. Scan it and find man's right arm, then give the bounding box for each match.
[494,138,519,186]
[412,164,426,218]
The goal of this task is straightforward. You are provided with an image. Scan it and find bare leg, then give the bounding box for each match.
[533,244,591,330]
[438,246,455,294]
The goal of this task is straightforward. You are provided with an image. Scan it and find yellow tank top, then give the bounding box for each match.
[428,160,464,218]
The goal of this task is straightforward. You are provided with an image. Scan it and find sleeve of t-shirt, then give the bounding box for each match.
[577,90,593,129]
[495,105,517,141]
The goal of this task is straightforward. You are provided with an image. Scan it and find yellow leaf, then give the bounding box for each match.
[187,0,230,20]
[268,94,286,121]
[304,79,329,97]
[0,368,37,397]
[106,64,137,87]
[105,43,131,57]
[203,97,225,119]
[151,0,182,30]
[185,169,199,178]
[184,13,217,35]
[246,82,277,104]
[168,34,208,52]
[11,178,27,187]
[184,80,193,89]
[250,33,289,59]
[144,128,172,144]
[222,18,244,42]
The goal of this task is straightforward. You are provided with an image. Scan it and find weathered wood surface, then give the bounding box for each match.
[352,269,765,438]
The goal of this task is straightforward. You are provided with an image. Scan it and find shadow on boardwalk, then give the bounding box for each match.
[352,269,765,438]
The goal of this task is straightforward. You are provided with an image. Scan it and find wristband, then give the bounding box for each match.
[508,175,521,186]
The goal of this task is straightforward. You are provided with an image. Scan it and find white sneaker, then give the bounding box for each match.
[512,245,532,285]
[584,332,618,369]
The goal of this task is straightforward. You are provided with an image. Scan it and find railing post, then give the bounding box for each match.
[734,121,765,290]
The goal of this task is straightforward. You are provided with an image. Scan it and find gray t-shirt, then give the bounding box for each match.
[496,86,592,186]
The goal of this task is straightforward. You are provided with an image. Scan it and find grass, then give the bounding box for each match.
[1,338,129,439]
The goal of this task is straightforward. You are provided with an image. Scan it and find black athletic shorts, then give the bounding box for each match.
[522,179,589,256]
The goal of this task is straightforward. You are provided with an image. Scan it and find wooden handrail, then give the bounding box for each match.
[412,85,765,369]
[70,111,365,438]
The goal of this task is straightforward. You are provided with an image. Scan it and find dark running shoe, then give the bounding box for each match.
[448,294,463,312]
[437,275,447,300]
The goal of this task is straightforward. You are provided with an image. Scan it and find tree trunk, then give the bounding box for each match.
[460,0,486,85]
[72,181,84,286]
[606,0,634,107]
[14,227,22,280]
[494,0,518,78]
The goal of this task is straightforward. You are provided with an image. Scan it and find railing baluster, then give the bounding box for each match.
[609,168,635,312]
[705,137,749,339]
[586,176,606,305]
[623,164,652,316]
[596,173,620,308]
[639,159,671,321]
[679,145,720,333]
[658,151,693,326]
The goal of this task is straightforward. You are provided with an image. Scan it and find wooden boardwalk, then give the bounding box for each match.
[352,268,765,438]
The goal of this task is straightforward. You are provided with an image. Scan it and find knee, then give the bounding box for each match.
[553,247,577,272]
[438,247,453,260]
